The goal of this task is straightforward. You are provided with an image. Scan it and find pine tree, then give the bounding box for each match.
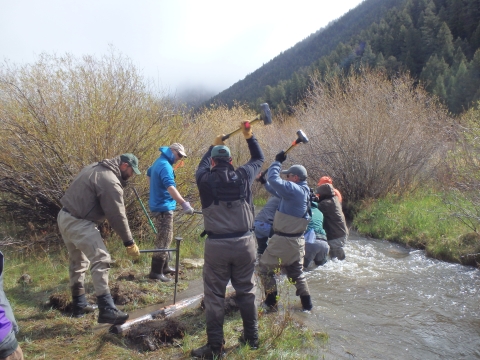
[436,22,455,64]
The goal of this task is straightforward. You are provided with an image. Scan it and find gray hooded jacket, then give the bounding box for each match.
[60,156,133,243]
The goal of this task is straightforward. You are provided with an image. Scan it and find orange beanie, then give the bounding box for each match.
[317,176,342,202]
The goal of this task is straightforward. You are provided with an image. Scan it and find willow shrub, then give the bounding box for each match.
[442,102,480,233]
[292,70,452,204]
[0,52,274,242]
[0,51,183,229]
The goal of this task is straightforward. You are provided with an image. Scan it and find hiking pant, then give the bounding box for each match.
[152,211,174,262]
[259,234,310,296]
[57,209,111,297]
[328,235,348,259]
[305,239,330,265]
[254,220,274,255]
[203,234,258,348]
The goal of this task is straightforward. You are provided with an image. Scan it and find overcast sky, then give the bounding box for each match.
[0,0,364,95]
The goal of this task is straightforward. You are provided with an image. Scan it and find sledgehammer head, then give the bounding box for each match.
[259,103,272,125]
[295,130,309,145]
[284,129,309,154]
[245,103,272,129]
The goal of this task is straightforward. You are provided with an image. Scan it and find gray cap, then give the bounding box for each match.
[281,164,307,180]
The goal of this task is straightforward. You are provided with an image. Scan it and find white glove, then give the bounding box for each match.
[181,201,194,215]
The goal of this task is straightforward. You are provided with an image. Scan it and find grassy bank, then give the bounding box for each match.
[353,188,480,267]
[1,229,327,359]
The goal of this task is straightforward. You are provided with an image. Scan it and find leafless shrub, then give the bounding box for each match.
[441,102,480,233]
[0,51,180,228]
[293,70,452,202]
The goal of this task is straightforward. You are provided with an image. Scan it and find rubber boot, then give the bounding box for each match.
[263,291,278,311]
[239,332,259,349]
[191,343,225,359]
[300,295,313,311]
[303,258,312,270]
[148,258,171,282]
[97,293,129,325]
[330,248,346,261]
[72,293,98,318]
[163,257,176,275]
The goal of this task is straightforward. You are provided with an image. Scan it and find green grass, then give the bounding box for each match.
[353,188,480,266]
[1,232,328,359]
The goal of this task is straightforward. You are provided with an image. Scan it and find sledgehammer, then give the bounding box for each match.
[256,129,309,181]
[284,129,309,154]
[221,103,272,141]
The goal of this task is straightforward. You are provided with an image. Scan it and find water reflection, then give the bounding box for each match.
[302,231,480,359]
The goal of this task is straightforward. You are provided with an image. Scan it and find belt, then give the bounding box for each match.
[207,231,252,239]
[274,231,304,237]
[62,207,71,214]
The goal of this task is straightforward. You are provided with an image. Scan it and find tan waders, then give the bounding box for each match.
[259,211,312,310]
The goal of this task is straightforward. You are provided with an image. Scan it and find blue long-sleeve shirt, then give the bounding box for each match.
[265,161,311,220]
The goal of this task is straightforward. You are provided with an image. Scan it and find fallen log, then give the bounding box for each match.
[110,284,234,334]
[110,293,203,334]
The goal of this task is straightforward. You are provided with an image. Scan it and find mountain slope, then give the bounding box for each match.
[208,0,404,106]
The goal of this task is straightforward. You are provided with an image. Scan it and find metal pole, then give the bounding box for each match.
[174,237,183,304]
[132,187,157,235]
[139,248,177,253]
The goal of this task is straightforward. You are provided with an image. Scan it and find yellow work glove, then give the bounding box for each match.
[213,134,226,146]
[126,243,140,258]
[241,121,253,139]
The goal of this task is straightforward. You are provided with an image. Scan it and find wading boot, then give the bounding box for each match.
[72,293,98,318]
[330,248,346,261]
[148,258,171,282]
[162,258,176,275]
[97,293,129,325]
[239,333,259,350]
[303,258,312,271]
[191,343,225,359]
[300,295,313,311]
[262,291,278,312]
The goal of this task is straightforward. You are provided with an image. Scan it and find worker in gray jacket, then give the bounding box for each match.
[316,183,348,260]
[57,154,141,325]
[258,151,313,312]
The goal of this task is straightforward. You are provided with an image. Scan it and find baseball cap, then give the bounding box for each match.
[281,164,307,180]
[211,145,231,158]
[170,143,187,158]
[120,153,141,174]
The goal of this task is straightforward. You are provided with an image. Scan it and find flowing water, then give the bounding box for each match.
[297,230,480,359]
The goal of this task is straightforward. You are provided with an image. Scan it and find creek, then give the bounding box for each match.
[298,230,480,359]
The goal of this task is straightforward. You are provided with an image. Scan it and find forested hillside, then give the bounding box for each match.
[208,0,480,114]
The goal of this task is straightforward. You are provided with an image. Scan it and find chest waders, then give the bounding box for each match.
[202,176,254,237]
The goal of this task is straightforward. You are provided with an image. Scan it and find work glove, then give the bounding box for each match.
[256,170,267,184]
[241,121,253,139]
[125,243,140,258]
[213,134,226,146]
[181,201,195,215]
[275,150,287,163]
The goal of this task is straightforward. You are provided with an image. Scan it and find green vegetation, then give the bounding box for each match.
[2,243,325,359]
[353,188,480,266]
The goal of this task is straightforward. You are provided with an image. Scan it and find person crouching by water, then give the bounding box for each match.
[254,171,281,261]
[191,121,264,359]
[258,151,313,312]
[316,183,348,260]
[303,200,329,269]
